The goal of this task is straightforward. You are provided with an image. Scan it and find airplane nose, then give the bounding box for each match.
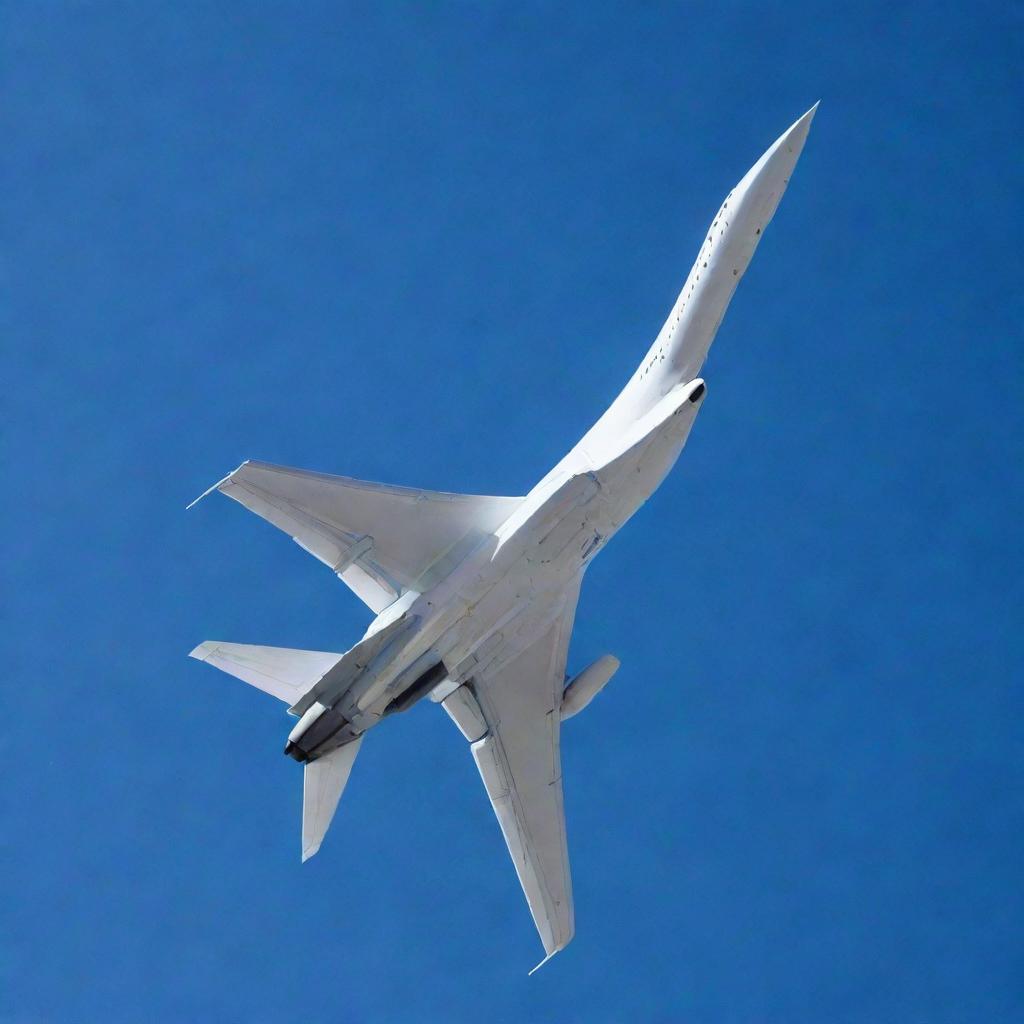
[663,107,819,387]
[754,103,818,176]
[783,102,819,147]
[732,102,818,224]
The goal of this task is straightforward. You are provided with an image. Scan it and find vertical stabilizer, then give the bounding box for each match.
[301,737,363,862]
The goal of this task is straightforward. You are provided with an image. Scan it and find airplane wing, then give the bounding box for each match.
[443,579,582,968]
[189,460,523,613]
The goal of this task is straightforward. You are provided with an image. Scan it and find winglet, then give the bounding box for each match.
[186,462,248,509]
[528,948,562,976]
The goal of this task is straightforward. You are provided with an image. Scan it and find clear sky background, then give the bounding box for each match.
[5,3,1022,1022]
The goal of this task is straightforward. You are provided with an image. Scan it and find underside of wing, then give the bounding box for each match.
[190,461,523,613]
[443,579,582,966]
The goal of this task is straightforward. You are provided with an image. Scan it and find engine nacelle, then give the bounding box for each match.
[284,701,358,762]
[561,655,620,720]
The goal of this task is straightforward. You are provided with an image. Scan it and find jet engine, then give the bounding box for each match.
[561,655,620,720]
[285,702,360,762]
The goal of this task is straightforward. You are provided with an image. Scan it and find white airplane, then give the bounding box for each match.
[189,105,817,970]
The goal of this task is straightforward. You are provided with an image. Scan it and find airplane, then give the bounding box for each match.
[188,104,817,970]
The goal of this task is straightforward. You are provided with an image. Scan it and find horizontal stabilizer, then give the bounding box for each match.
[189,610,415,719]
[303,737,363,862]
[189,642,343,705]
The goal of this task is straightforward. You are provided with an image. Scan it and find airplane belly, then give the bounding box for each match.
[589,378,707,530]
[439,515,590,684]
[528,514,594,567]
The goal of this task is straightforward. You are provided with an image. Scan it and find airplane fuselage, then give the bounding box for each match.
[285,376,707,762]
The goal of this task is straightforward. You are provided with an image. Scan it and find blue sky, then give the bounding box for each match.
[5,3,1022,1021]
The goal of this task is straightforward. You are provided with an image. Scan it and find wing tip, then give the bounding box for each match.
[188,641,214,661]
[185,461,251,509]
[185,479,224,510]
[528,947,563,976]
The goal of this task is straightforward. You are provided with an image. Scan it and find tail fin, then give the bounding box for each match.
[302,737,363,861]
